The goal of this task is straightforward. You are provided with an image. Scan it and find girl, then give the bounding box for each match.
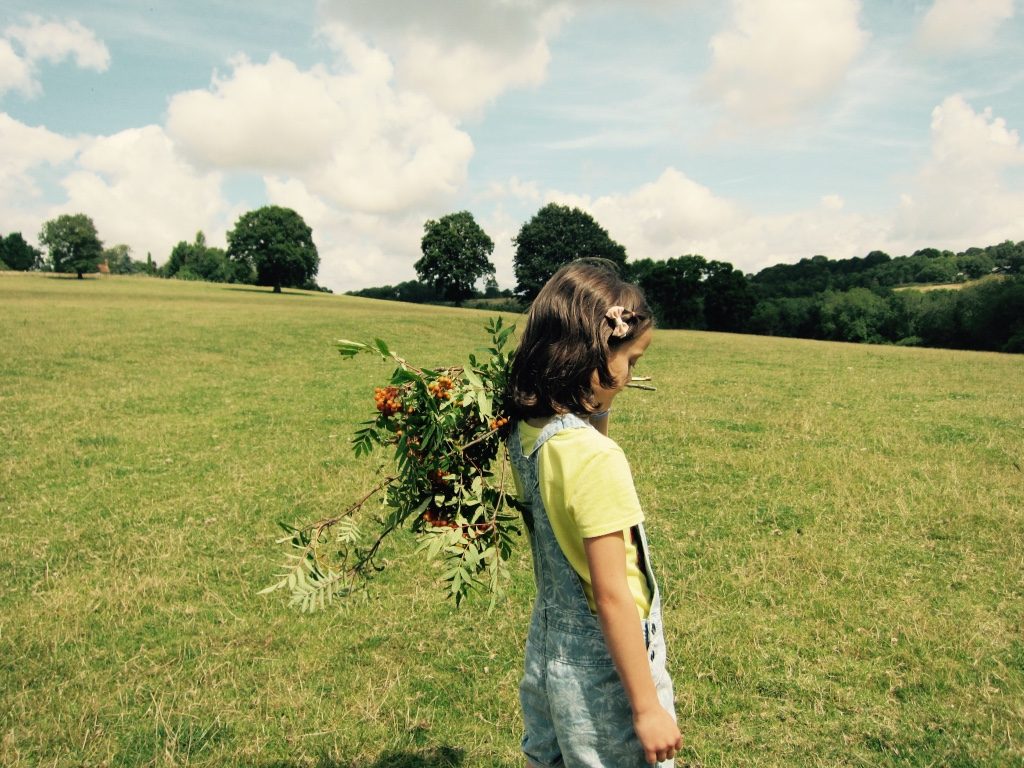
[507,260,682,767]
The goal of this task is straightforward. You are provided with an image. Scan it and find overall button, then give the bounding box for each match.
[649,650,656,661]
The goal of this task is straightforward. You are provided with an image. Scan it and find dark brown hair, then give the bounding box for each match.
[508,259,653,420]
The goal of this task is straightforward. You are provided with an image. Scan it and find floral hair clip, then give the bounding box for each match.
[605,305,633,338]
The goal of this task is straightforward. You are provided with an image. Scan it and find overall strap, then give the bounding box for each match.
[526,413,591,458]
[508,413,592,483]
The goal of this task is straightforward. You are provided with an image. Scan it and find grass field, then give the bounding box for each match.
[1,272,1022,767]
[892,275,1008,292]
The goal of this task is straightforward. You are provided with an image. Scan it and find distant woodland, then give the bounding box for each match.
[351,239,1024,355]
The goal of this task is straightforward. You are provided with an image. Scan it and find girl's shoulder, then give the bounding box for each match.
[519,418,624,462]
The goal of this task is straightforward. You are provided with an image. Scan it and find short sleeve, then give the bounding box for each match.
[567,444,645,539]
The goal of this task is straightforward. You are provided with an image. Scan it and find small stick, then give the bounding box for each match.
[627,375,656,391]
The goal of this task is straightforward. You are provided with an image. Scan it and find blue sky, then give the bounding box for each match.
[2,0,1023,292]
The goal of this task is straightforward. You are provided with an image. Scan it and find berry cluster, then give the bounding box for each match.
[427,375,454,400]
[421,506,457,529]
[374,385,404,416]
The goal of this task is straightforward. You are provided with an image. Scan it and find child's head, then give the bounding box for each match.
[509,259,654,420]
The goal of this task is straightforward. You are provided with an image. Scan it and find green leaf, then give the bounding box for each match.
[464,367,484,390]
[391,367,419,385]
[477,391,492,420]
[257,577,288,595]
[374,338,391,357]
[336,339,368,358]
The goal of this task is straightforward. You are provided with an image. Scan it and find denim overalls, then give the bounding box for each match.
[510,414,676,768]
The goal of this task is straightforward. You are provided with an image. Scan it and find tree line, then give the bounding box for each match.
[351,203,1024,355]
[4,202,1021,353]
[1,206,325,294]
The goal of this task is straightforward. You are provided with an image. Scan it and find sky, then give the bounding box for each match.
[2,0,1023,293]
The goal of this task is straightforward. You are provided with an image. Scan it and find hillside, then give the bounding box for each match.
[1,272,1022,767]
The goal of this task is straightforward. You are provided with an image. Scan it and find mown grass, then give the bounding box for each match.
[1,271,1022,767]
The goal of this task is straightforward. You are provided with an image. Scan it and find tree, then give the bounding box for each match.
[703,260,756,332]
[39,213,103,278]
[348,280,440,303]
[512,203,627,300]
[415,211,495,304]
[483,276,502,298]
[226,206,318,293]
[819,288,892,343]
[631,256,707,329]
[164,231,233,283]
[0,232,43,271]
[957,250,995,280]
[102,243,149,275]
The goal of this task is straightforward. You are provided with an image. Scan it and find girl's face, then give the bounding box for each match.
[590,327,653,410]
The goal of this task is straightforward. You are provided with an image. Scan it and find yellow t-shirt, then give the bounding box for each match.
[514,420,653,618]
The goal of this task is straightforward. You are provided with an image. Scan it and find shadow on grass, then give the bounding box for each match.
[254,745,477,768]
[223,285,326,297]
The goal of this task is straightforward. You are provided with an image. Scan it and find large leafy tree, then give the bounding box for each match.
[512,203,627,300]
[415,211,495,304]
[0,232,43,271]
[226,206,318,293]
[39,213,103,278]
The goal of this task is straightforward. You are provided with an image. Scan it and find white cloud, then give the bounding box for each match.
[546,168,744,261]
[389,31,555,117]
[317,0,571,116]
[0,113,78,231]
[891,94,1024,248]
[821,194,845,211]
[493,167,879,275]
[5,16,110,70]
[483,176,542,203]
[0,117,229,260]
[58,126,228,261]
[166,50,474,215]
[167,55,346,172]
[0,17,109,99]
[698,0,868,128]
[916,0,1014,54]
[0,39,35,97]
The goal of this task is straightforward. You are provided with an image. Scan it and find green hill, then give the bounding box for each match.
[2,272,1022,766]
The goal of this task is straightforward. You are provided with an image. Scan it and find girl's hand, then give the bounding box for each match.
[633,705,682,765]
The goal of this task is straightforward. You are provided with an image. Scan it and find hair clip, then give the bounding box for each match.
[605,306,632,338]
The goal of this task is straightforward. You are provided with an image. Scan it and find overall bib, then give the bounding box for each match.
[510,414,676,768]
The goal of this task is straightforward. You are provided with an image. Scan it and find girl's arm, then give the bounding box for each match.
[585,531,682,765]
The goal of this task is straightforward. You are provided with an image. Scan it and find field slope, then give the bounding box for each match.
[1,272,1022,767]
